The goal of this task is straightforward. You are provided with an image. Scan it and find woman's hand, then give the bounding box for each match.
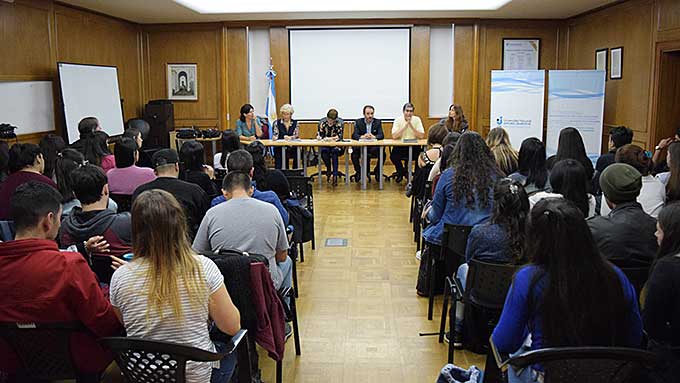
[203,165,215,180]
[85,236,109,253]
[110,255,127,270]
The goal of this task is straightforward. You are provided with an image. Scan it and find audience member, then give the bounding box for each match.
[214,130,240,171]
[122,127,151,168]
[38,133,66,180]
[391,103,425,183]
[193,171,292,297]
[529,159,596,218]
[428,132,461,182]
[317,108,345,186]
[0,141,9,184]
[235,103,262,141]
[440,104,469,133]
[210,149,288,224]
[486,127,518,176]
[492,197,642,383]
[179,140,220,197]
[70,117,114,170]
[418,123,447,168]
[643,202,680,379]
[95,131,116,173]
[273,103,300,169]
[546,127,595,184]
[133,149,209,238]
[599,144,665,218]
[651,127,680,173]
[0,182,122,378]
[107,137,155,195]
[0,143,57,220]
[594,126,633,192]
[351,105,384,182]
[246,141,291,202]
[588,163,658,265]
[658,142,680,203]
[418,132,497,296]
[110,189,240,383]
[60,164,132,283]
[508,137,551,195]
[56,148,117,218]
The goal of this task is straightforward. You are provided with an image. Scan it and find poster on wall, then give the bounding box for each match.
[502,39,540,70]
[546,70,606,163]
[490,70,546,150]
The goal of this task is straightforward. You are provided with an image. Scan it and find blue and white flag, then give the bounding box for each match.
[265,67,277,140]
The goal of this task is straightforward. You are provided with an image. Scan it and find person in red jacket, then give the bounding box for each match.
[0,182,123,379]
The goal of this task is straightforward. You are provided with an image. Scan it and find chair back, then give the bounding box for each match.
[508,346,658,383]
[0,321,84,380]
[0,220,15,241]
[287,176,314,212]
[610,259,650,299]
[440,224,472,265]
[110,193,132,213]
[282,169,305,178]
[466,259,520,311]
[101,336,230,383]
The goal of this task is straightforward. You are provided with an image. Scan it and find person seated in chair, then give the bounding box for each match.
[60,164,132,284]
[390,102,425,183]
[272,103,300,169]
[106,137,155,195]
[0,182,123,379]
[317,109,345,186]
[588,163,658,265]
[351,105,384,183]
[133,149,210,239]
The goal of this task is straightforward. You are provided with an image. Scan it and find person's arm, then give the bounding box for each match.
[272,121,280,140]
[427,171,448,225]
[642,259,675,343]
[375,120,384,140]
[412,117,426,139]
[392,118,406,139]
[352,120,362,141]
[235,120,244,139]
[492,268,534,354]
[209,285,241,335]
[254,118,263,138]
[274,212,289,262]
[465,227,480,263]
[337,120,344,141]
[291,120,299,139]
[653,138,675,165]
[317,121,324,139]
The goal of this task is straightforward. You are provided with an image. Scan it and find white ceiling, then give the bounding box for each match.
[59,0,619,24]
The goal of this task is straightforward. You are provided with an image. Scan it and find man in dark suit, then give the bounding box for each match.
[351,105,385,182]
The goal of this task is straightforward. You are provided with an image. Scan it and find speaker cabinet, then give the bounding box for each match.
[143,100,174,149]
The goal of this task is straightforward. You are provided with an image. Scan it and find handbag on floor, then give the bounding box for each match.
[436,364,482,383]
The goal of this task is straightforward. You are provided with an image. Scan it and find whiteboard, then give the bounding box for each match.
[289,28,410,121]
[0,81,55,135]
[58,63,125,144]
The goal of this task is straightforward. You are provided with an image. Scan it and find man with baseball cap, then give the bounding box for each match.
[587,163,658,265]
[132,149,209,238]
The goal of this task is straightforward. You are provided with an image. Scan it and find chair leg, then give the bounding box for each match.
[299,241,305,263]
[449,294,457,364]
[290,292,301,356]
[409,196,414,223]
[292,251,299,298]
[237,333,253,383]
[276,360,282,383]
[439,278,450,343]
[427,256,436,320]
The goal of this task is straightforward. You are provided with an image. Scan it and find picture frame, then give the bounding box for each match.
[167,63,198,100]
[502,38,541,70]
[610,47,623,80]
[595,48,608,77]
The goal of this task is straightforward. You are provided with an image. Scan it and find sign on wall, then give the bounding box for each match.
[490,70,546,149]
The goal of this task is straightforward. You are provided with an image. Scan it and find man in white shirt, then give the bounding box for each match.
[390,103,425,182]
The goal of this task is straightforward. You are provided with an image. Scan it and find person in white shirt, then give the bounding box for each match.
[390,102,425,183]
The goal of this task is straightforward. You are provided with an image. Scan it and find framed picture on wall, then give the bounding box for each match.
[502,38,540,70]
[610,47,623,80]
[595,48,608,76]
[167,63,198,100]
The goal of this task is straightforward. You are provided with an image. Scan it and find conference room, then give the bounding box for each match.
[1,0,680,382]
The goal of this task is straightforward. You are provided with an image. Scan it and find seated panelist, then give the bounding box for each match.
[317,109,345,186]
[391,102,425,183]
[272,103,300,169]
[351,105,385,183]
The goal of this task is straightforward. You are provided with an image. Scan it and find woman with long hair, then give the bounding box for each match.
[245,141,290,201]
[659,142,680,203]
[428,132,461,183]
[492,198,642,383]
[179,141,219,197]
[71,117,109,168]
[418,123,448,168]
[486,127,518,176]
[418,132,497,296]
[39,134,66,180]
[509,137,551,195]
[530,159,596,218]
[214,130,240,171]
[547,127,595,183]
[235,103,262,141]
[440,104,469,133]
[109,190,241,383]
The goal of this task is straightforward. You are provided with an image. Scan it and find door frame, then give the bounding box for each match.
[649,40,680,147]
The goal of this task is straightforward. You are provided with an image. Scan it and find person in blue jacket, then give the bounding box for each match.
[492,197,643,383]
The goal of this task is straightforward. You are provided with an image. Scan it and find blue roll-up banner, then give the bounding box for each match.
[490,70,546,150]
[546,70,606,163]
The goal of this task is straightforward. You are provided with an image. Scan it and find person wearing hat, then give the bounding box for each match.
[317,108,345,186]
[132,149,210,239]
[587,163,658,265]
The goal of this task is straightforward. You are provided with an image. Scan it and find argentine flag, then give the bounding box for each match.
[265,67,277,140]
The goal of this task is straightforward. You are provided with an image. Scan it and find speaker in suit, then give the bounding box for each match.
[351,117,385,181]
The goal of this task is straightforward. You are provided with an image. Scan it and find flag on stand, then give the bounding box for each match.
[265,64,277,140]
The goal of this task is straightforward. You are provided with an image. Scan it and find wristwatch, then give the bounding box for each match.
[655,145,662,151]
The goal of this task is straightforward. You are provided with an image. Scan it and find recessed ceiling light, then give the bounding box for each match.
[173,0,512,14]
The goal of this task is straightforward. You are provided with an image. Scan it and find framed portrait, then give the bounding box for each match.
[610,47,623,80]
[167,63,198,100]
[595,48,608,76]
[502,38,540,70]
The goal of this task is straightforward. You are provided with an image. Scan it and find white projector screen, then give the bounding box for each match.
[289,28,410,121]
[58,63,125,144]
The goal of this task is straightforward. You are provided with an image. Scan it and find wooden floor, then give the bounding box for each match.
[256,169,486,383]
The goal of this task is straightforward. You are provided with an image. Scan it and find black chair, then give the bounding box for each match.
[0,321,99,382]
[427,224,472,320]
[281,168,305,178]
[490,340,658,383]
[610,259,651,301]
[110,193,132,213]
[102,329,250,383]
[439,259,520,371]
[287,176,316,253]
